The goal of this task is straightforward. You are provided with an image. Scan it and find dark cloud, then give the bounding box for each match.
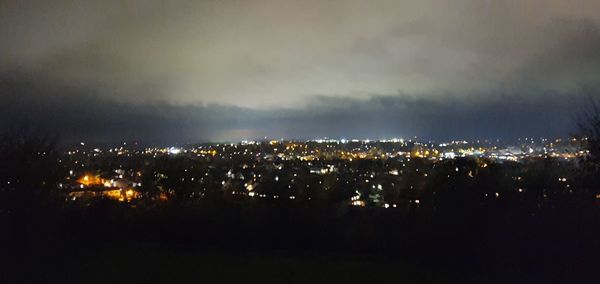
[1,1,600,142]
[0,71,587,145]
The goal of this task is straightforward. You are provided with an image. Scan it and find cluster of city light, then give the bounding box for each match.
[59,136,589,206]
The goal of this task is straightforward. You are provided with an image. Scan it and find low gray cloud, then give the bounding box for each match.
[1,1,600,107]
[0,71,588,145]
[1,1,600,143]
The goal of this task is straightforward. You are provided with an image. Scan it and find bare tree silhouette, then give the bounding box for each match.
[577,95,600,169]
[0,125,62,216]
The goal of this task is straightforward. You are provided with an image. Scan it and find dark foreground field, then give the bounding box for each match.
[8,245,459,283]
[2,200,599,283]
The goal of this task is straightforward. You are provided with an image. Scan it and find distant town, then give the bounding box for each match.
[59,137,591,207]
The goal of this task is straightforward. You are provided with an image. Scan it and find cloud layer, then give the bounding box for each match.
[1,0,599,142]
[0,72,586,144]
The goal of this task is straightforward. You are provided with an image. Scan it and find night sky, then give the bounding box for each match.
[1,0,600,144]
